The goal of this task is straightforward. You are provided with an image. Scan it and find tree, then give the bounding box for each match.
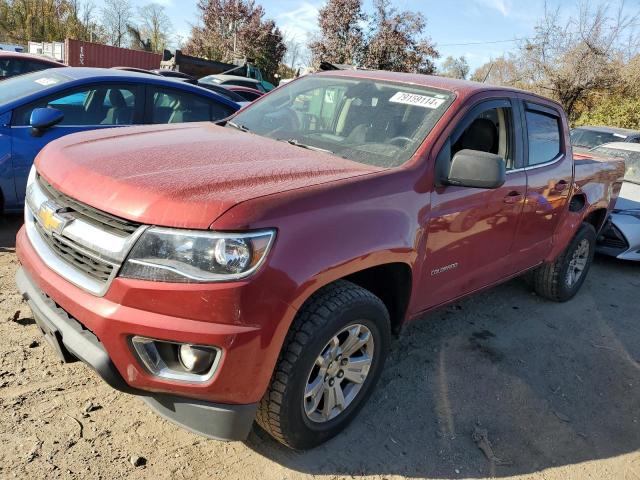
[440,55,469,79]
[131,3,173,53]
[184,0,285,83]
[517,1,639,120]
[470,54,522,85]
[360,0,439,73]
[0,0,100,43]
[101,0,132,47]
[309,0,365,66]
[284,35,301,69]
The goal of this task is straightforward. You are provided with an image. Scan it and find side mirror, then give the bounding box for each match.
[445,149,506,189]
[30,108,64,136]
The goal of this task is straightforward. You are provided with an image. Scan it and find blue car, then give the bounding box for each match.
[0,67,240,213]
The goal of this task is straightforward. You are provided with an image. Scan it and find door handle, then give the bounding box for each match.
[553,180,568,192]
[504,191,524,204]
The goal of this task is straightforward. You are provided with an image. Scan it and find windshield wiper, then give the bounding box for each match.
[279,138,333,154]
[225,120,250,132]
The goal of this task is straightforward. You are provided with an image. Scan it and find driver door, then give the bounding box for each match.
[418,98,528,311]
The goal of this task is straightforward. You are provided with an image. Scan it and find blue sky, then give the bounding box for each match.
[127,0,619,72]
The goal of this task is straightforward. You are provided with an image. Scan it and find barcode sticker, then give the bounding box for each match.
[389,92,446,109]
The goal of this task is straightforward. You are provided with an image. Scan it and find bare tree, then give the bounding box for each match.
[518,0,639,119]
[470,54,523,85]
[440,56,470,79]
[101,0,132,47]
[284,35,301,69]
[134,3,173,53]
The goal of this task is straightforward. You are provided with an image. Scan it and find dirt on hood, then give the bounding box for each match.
[35,123,380,229]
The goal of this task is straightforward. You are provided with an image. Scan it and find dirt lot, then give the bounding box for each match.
[1,213,639,480]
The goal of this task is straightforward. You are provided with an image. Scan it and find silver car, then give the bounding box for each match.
[593,142,640,261]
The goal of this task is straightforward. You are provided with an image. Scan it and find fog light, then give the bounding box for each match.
[179,344,216,373]
[131,336,220,382]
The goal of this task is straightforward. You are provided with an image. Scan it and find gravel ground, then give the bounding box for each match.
[1,213,639,480]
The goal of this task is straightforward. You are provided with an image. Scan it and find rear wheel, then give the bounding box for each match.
[528,223,596,302]
[256,280,390,449]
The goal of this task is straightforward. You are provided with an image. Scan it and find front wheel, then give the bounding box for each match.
[528,222,596,302]
[256,280,390,449]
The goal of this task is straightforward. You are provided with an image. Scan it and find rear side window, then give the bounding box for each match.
[526,110,561,165]
[149,88,235,124]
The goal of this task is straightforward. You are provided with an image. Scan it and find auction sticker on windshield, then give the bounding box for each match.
[389,92,446,109]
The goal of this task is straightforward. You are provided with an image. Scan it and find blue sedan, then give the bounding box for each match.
[0,67,240,213]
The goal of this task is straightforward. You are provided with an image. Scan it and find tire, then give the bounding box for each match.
[528,223,596,302]
[256,280,390,449]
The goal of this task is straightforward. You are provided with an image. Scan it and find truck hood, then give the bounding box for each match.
[36,123,380,228]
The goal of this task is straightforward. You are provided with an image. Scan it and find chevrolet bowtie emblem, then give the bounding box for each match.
[37,200,71,235]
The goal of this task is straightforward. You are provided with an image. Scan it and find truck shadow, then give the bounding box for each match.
[244,255,640,478]
[0,214,23,252]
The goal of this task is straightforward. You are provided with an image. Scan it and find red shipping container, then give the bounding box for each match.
[64,39,162,69]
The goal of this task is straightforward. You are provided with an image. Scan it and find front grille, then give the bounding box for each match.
[35,223,114,283]
[37,174,139,236]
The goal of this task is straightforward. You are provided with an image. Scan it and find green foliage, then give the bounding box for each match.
[574,97,640,129]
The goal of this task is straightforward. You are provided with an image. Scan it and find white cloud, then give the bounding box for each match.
[276,2,320,43]
[475,0,512,16]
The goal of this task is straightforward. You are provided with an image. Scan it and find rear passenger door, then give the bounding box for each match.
[511,100,573,264]
[145,87,236,124]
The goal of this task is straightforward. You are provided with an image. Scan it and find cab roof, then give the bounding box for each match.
[0,50,63,66]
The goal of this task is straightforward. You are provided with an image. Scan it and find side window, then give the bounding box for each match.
[525,109,561,165]
[13,85,140,126]
[451,106,515,169]
[150,88,231,124]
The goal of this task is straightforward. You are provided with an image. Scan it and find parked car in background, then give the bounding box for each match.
[195,81,250,105]
[589,142,640,261]
[149,69,198,83]
[0,43,25,52]
[225,85,264,102]
[15,71,624,449]
[200,74,268,92]
[0,67,240,213]
[571,125,640,154]
[0,51,62,81]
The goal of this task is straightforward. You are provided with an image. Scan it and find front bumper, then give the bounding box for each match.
[16,266,257,441]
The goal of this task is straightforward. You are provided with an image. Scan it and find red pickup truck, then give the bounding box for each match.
[15,71,624,449]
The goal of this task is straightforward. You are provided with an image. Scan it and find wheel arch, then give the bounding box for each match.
[294,261,413,335]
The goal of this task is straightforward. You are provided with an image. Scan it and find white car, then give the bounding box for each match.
[593,142,640,261]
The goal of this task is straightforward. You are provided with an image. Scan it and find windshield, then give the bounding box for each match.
[231,75,455,168]
[571,128,626,148]
[0,70,70,105]
[593,146,640,184]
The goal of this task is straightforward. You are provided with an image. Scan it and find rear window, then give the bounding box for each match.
[526,110,561,165]
[0,70,69,105]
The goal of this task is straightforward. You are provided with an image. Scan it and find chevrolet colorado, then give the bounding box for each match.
[15,71,624,449]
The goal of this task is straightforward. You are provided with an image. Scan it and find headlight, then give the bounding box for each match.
[120,227,275,282]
